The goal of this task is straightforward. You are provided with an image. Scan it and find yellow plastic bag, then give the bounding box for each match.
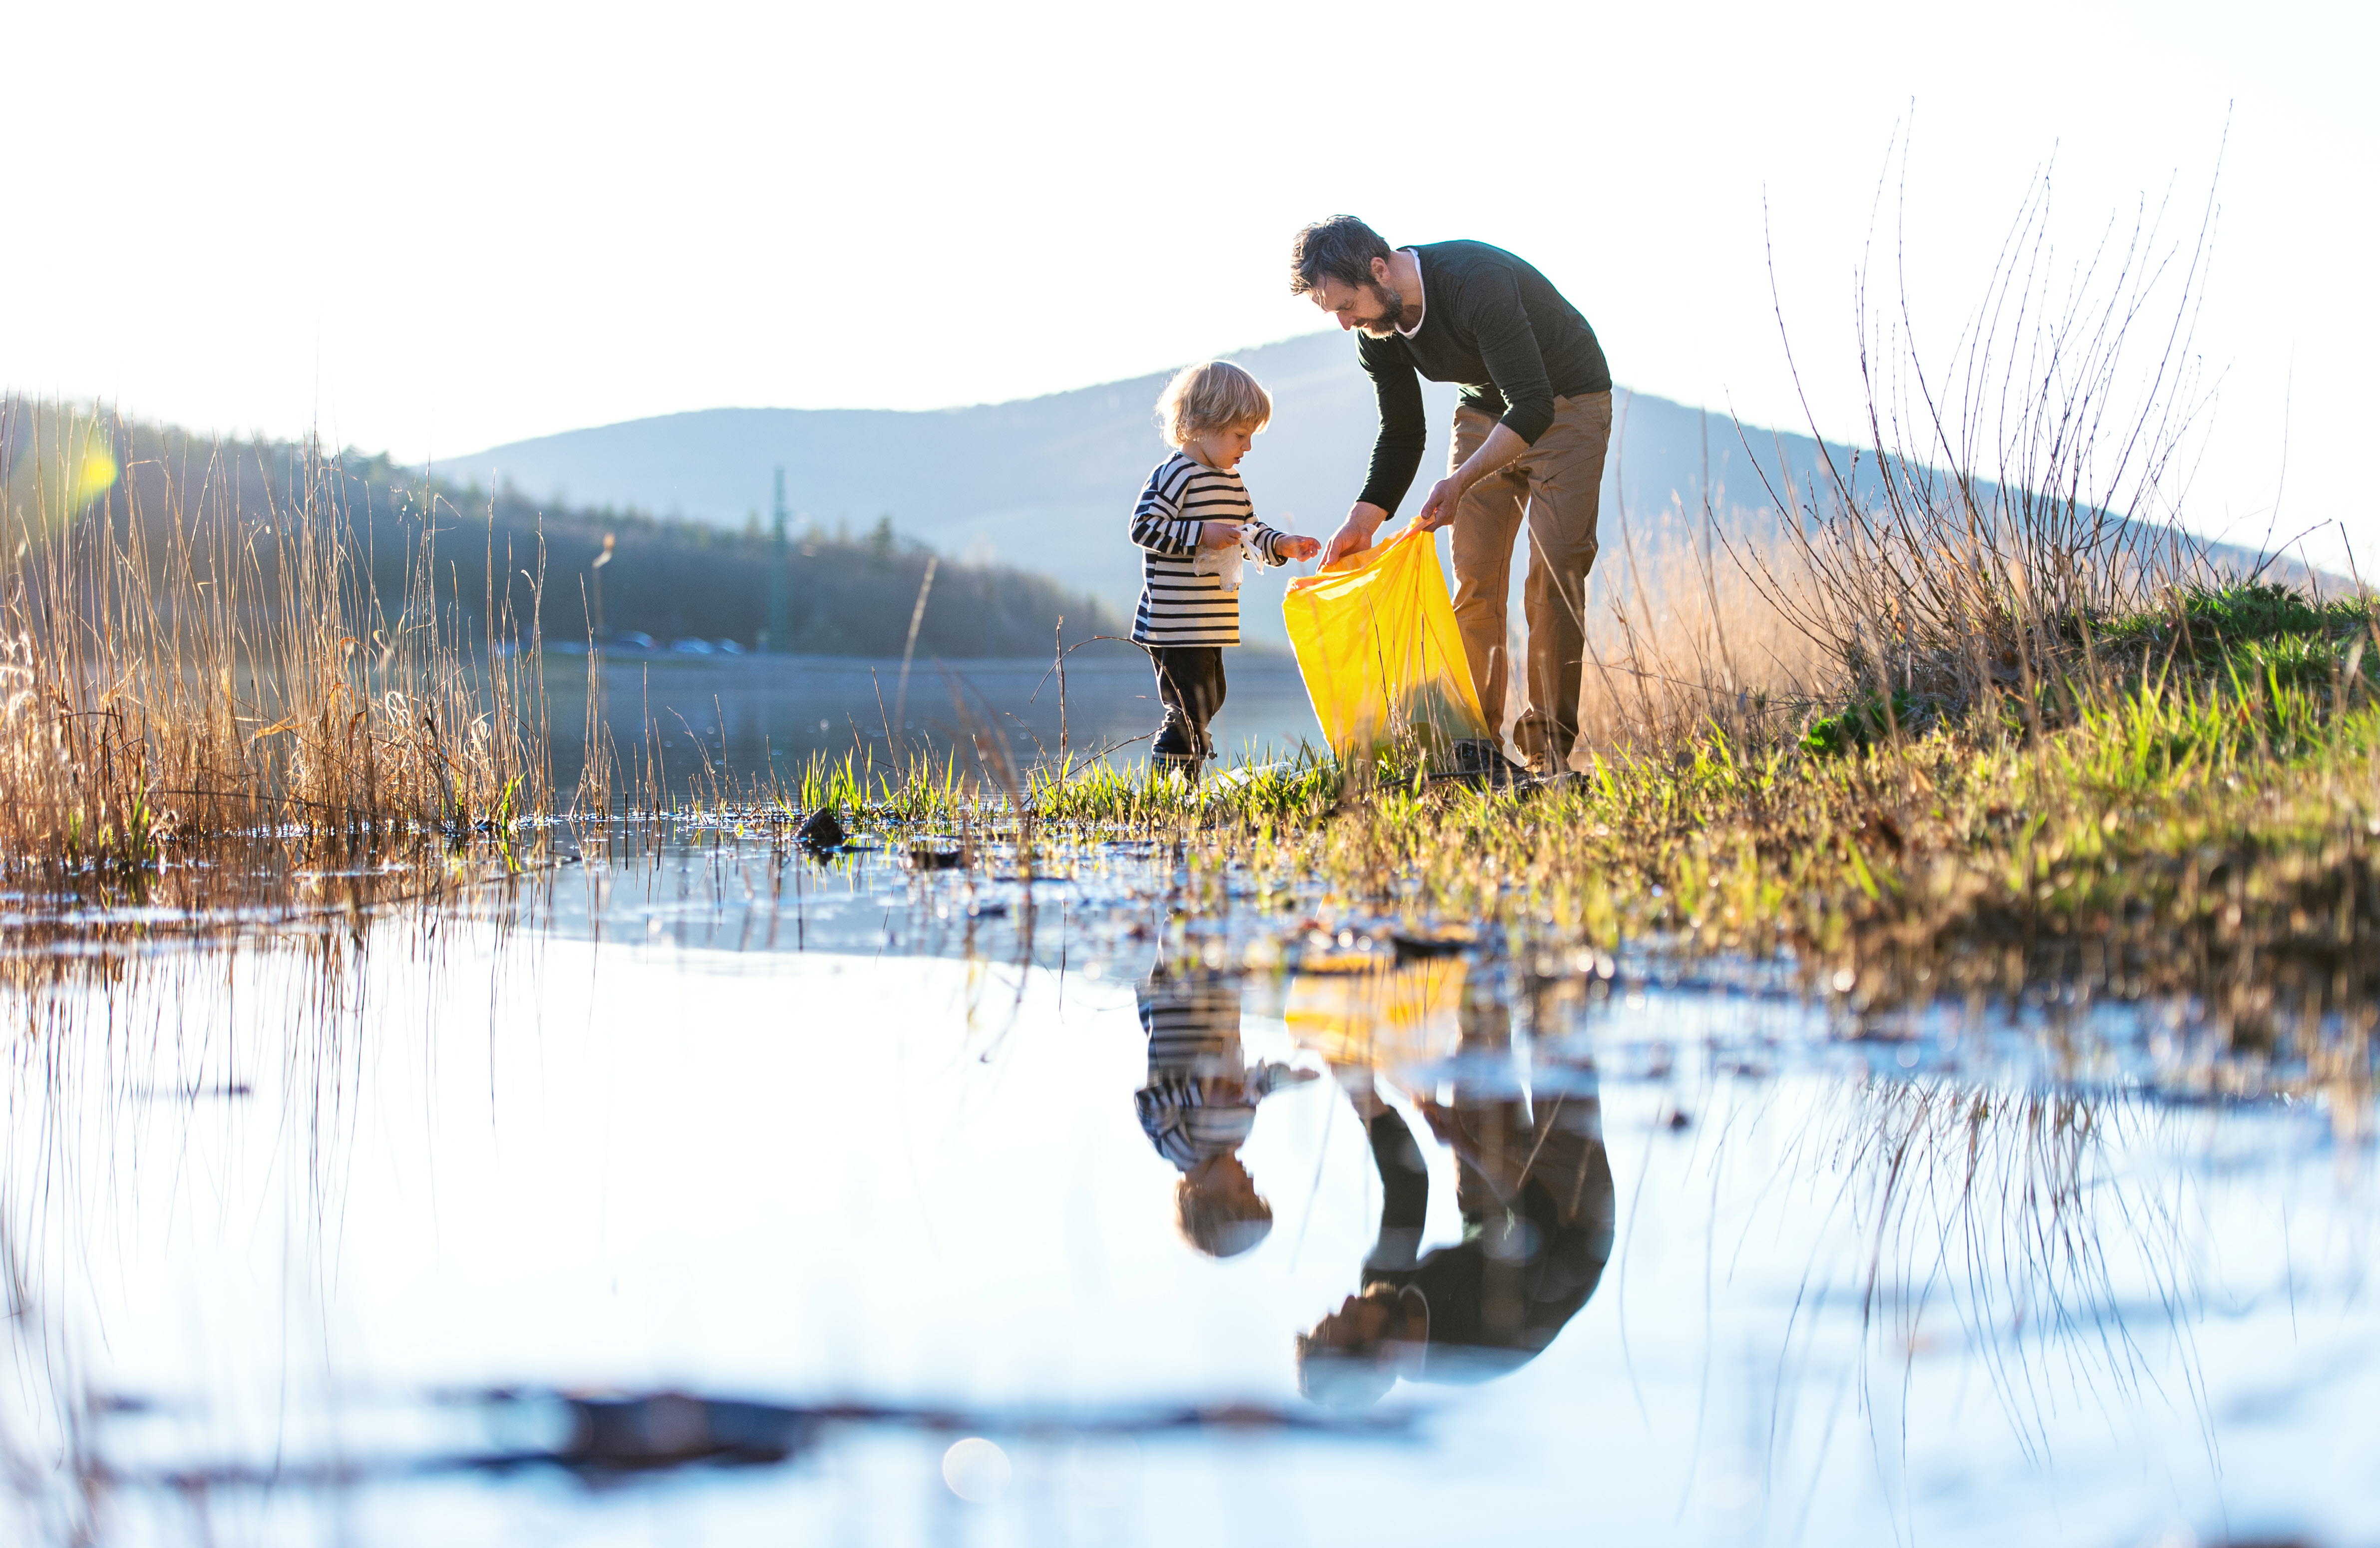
[1285,958,1467,1072]
[1283,526,1489,761]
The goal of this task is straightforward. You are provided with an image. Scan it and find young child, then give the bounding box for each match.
[1134,952,1315,1258]
[1130,361,1322,776]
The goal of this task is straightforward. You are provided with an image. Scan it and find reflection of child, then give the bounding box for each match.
[1134,956,1313,1258]
[1129,362,1323,776]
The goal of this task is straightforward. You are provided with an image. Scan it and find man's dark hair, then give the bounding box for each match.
[1289,215,1393,297]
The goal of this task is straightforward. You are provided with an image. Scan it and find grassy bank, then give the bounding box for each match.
[1216,579,2380,1040]
[762,576,2375,1041]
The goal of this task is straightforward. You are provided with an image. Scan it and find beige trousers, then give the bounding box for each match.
[1448,390,1613,769]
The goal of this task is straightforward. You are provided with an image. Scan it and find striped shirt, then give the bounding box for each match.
[1129,452,1291,647]
[1133,968,1304,1170]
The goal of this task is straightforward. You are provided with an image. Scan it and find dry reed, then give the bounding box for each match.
[1571,527,1827,754]
[1740,161,2225,715]
[0,403,560,870]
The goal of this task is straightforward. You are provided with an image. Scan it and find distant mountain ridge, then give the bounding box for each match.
[437,334,1849,644]
[436,332,2298,644]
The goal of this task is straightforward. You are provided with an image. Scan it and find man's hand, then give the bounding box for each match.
[1198,520,1244,549]
[1320,502,1388,566]
[1414,473,1469,532]
[1278,534,1323,563]
[1422,423,1531,529]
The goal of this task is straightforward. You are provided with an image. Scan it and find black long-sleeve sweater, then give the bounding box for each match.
[1355,241,1613,515]
[1357,1105,1614,1382]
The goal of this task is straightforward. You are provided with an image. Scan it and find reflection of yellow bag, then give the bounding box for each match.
[1285,959,1466,1072]
[1284,526,1488,761]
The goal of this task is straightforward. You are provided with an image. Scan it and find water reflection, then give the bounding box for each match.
[1294,970,1615,1405]
[1,824,2375,1546]
[1134,954,1314,1258]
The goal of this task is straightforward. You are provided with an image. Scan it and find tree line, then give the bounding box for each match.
[3,401,1122,658]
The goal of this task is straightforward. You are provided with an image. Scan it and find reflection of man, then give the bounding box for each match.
[1296,1001,1615,1406]
[1292,216,1615,774]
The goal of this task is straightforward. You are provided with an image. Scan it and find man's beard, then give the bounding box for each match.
[1356,281,1408,336]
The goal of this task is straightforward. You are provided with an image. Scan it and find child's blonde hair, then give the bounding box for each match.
[1155,361,1272,448]
[1174,1175,1274,1259]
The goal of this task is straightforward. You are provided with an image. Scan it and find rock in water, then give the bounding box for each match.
[794,808,846,850]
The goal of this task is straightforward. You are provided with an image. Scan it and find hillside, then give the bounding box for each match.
[0,400,1123,658]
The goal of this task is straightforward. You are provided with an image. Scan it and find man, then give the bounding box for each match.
[1291,216,1614,773]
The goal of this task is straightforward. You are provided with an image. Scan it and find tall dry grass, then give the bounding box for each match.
[1741,162,2226,712]
[0,403,559,870]
[1571,525,1827,753]
[1541,161,2246,764]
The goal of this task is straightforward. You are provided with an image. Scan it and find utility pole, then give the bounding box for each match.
[590,532,614,642]
[766,465,793,653]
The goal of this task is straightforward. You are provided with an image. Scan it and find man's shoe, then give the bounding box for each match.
[1451,738,1529,788]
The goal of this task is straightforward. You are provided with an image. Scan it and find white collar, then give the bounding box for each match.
[1394,248,1426,338]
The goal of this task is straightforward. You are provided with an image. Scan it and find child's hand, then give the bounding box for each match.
[1280,535,1323,563]
[1199,520,1244,549]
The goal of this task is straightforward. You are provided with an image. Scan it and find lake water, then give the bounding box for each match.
[3,820,2376,1547]
[541,643,1323,794]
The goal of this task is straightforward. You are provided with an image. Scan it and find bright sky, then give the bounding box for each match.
[5,0,2372,568]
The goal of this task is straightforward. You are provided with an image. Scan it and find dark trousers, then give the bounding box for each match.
[1150,646,1226,762]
